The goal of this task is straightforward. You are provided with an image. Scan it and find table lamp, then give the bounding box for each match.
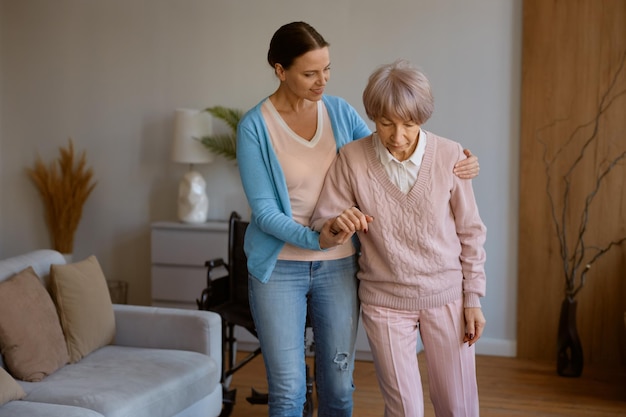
[171,108,215,223]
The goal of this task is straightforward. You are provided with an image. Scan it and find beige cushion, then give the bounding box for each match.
[50,255,115,363]
[0,367,26,405]
[0,267,69,381]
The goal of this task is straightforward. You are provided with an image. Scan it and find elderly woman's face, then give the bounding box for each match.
[375,116,421,162]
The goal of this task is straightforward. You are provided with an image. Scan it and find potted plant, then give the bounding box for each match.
[198,106,243,161]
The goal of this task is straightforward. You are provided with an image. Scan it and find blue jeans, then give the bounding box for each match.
[248,256,360,417]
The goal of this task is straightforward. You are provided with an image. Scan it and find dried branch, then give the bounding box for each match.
[26,138,97,253]
[537,51,626,299]
[572,236,626,298]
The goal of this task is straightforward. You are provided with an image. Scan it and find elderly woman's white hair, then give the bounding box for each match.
[362,59,434,125]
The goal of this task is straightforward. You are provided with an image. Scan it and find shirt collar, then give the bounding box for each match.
[374,129,426,167]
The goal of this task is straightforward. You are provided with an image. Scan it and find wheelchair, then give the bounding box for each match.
[197,211,314,417]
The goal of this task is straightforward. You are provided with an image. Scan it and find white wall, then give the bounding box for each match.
[0,0,521,356]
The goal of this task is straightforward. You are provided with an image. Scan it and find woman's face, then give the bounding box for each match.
[276,47,330,101]
[375,116,421,162]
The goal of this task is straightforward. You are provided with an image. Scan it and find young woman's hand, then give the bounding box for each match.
[454,149,480,179]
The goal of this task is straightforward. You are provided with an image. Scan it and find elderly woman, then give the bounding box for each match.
[312,60,487,417]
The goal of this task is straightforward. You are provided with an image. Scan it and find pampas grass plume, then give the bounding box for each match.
[27,138,97,254]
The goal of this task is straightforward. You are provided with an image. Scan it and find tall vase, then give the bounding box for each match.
[556,296,583,377]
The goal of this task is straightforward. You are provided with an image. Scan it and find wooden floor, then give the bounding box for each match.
[224,352,626,416]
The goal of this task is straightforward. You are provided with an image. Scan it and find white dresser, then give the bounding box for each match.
[150,220,229,309]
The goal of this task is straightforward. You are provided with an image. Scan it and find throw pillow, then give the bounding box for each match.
[0,267,69,381]
[50,255,115,363]
[0,367,26,405]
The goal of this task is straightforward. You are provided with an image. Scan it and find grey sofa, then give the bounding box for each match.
[0,249,222,417]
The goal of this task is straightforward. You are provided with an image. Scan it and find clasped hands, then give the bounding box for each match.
[319,207,374,250]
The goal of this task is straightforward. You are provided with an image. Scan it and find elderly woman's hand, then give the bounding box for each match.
[463,307,486,347]
[330,207,374,235]
[453,149,480,179]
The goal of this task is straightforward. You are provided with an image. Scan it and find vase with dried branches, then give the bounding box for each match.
[27,138,97,257]
[538,52,626,377]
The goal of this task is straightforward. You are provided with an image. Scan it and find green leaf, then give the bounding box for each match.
[197,134,237,161]
[204,106,243,133]
[199,106,243,161]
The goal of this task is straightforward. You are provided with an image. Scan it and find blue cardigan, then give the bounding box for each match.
[236,95,371,283]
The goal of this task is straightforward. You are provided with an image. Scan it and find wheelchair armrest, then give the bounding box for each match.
[205,257,228,271]
[198,258,231,310]
[204,257,229,287]
[197,275,230,310]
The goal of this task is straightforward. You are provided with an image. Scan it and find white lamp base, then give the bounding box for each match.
[177,171,209,223]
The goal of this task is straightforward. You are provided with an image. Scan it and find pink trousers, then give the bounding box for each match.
[361,298,479,417]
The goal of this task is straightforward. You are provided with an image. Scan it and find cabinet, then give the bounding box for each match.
[150,221,229,309]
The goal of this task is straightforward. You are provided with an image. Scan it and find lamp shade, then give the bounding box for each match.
[171,108,215,164]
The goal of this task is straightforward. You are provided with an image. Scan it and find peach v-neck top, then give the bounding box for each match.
[261,98,355,261]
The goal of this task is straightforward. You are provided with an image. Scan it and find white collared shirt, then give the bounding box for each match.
[374,129,427,194]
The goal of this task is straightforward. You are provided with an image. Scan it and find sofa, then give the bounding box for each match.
[0,249,223,417]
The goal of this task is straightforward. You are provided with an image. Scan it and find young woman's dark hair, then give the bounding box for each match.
[267,21,330,70]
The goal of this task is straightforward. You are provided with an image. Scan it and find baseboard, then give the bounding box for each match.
[237,338,517,361]
[475,337,517,357]
[354,350,373,361]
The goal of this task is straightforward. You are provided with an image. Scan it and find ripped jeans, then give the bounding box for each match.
[248,256,360,417]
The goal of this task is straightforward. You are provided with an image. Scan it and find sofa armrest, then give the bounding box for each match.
[112,304,222,364]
